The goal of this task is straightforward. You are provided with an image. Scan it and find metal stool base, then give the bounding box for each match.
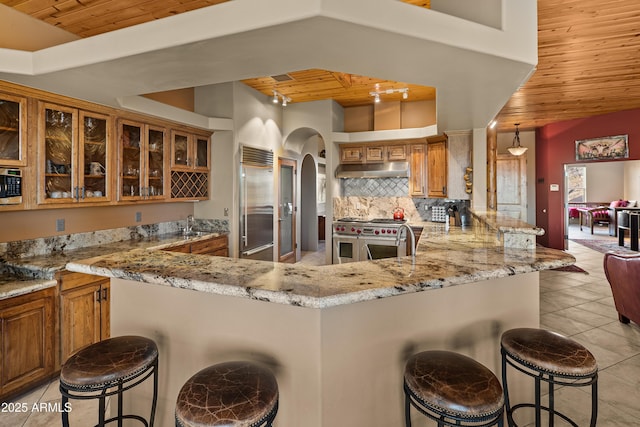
[501,349,597,427]
[60,358,158,427]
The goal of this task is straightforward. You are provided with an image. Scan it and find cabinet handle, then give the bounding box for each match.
[102,288,108,301]
[96,290,101,302]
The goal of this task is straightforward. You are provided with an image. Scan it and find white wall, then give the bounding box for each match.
[625,160,640,203]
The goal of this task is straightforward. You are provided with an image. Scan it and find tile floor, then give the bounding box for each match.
[6,230,640,426]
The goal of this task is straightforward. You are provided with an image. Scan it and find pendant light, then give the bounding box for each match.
[507,123,528,156]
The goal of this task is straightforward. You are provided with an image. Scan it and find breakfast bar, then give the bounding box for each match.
[64,216,574,427]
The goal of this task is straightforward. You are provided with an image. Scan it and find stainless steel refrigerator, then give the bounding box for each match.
[239,145,274,260]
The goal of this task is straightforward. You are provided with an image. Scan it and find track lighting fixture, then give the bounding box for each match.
[271,90,291,107]
[369,87,409,102]
[507,123,528,156]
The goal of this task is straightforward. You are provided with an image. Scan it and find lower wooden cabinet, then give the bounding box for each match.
[0,287,56,401]
[58,271,110,365]
[164,234,229,256]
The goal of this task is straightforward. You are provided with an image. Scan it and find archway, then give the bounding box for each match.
[301,154,318,251]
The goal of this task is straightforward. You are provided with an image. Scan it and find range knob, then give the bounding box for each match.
[374,229,380,235]
[381,229,386,234]
[351,227,356,232]
[392,229,397,234]
[357,229,362,234]
[387,229,392,234]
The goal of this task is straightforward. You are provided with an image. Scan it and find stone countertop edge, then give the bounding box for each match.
[0,276,57,300]
[0,232,224,301]
[64,222,575,309]
[471,211,545,236]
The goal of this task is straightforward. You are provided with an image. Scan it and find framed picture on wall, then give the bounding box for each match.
[575,134,629,161]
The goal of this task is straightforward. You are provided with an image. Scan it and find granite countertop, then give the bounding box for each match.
[65,222,575,309]
[0,232,223,300]
[472,211,545,235]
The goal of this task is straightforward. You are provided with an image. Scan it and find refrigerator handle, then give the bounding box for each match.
[242,170,248,247]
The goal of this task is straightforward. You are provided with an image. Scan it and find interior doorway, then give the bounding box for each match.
[497,153,528,220]
[278,158,297,263]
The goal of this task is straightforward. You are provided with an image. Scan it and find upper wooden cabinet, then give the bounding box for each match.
[365,145,385,163]
[427,135,448,198]
[38,103,112,204]
[340,142,409,165]
[118,120,167,201]
[386,144,407,161]
[340,145,364,163]
[409,144,426,197]
[0,93,27,166]
[171,130,210,171]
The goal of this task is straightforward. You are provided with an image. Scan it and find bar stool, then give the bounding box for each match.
[501,328,598,427]
[403,350,504,427]
[175,361,278,427]
[59,335,159,427]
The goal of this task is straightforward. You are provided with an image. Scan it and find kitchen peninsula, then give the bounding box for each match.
[64,214,573,427]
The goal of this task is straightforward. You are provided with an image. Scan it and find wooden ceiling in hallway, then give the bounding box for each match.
[3,0,639,132]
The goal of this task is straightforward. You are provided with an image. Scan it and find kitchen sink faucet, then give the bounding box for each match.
[396,223,416,264]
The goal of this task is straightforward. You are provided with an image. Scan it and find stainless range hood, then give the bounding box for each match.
[335,161,410,179]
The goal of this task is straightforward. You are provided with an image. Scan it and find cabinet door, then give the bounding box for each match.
[39,103,78,204]
[119,120,144,200]
[171,130,190,169]
[427,139,448,198]
[387,144,407,161]
[146,126,166,199]
[340,145,363,163]
[0,288,55,398]
[194,134,210,170]
[61,279,110,363]
[409,144,426,197]
[365,145,385,163]
[0,93,27,166]
[79,111,110,202]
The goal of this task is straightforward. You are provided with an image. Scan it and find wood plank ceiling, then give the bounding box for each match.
[3,0,639,132]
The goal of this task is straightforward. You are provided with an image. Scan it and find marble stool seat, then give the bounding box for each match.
[501,328,598,427]
[403,350,504,427]
[175,361,279,427]
[59,335,159,427]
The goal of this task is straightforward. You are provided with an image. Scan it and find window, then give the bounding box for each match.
[566,165,586,203]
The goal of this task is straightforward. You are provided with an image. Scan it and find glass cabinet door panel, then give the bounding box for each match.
[147,127,165,198]
[0,95,26,165]
[80,112,109,201]
[120,122,143,199]
[195,136,209,169]
[43,106,75,201]
[172,131,189,168]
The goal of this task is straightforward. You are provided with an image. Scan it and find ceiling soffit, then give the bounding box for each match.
[0,0,535,132]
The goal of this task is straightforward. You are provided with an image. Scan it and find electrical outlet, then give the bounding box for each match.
[224,208,229,217]
[135,212,142,222]
[56,219,65,232]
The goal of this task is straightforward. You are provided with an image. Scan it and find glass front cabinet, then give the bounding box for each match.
[0,93,27,166]
[118,120,166,201]
[38,103,112,204]
[170,130,210,171]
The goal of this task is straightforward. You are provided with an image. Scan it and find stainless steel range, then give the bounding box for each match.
[332,218,407,264]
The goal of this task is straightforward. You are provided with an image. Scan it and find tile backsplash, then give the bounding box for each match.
[340,178,408,197]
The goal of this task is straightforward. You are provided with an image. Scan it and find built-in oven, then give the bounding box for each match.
[0,168,22,205]
[332,218,407,264]
[333,234,360,264]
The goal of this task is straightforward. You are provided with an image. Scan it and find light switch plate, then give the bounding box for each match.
[56,219,65,232]
[135,212,142,222]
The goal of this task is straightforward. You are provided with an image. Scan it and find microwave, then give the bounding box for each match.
[0,168,22,205]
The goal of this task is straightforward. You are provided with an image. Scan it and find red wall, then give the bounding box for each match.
[536,109,640,249]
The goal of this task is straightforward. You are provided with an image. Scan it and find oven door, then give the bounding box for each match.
[333,235,360,264]
[360,236,406,261]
